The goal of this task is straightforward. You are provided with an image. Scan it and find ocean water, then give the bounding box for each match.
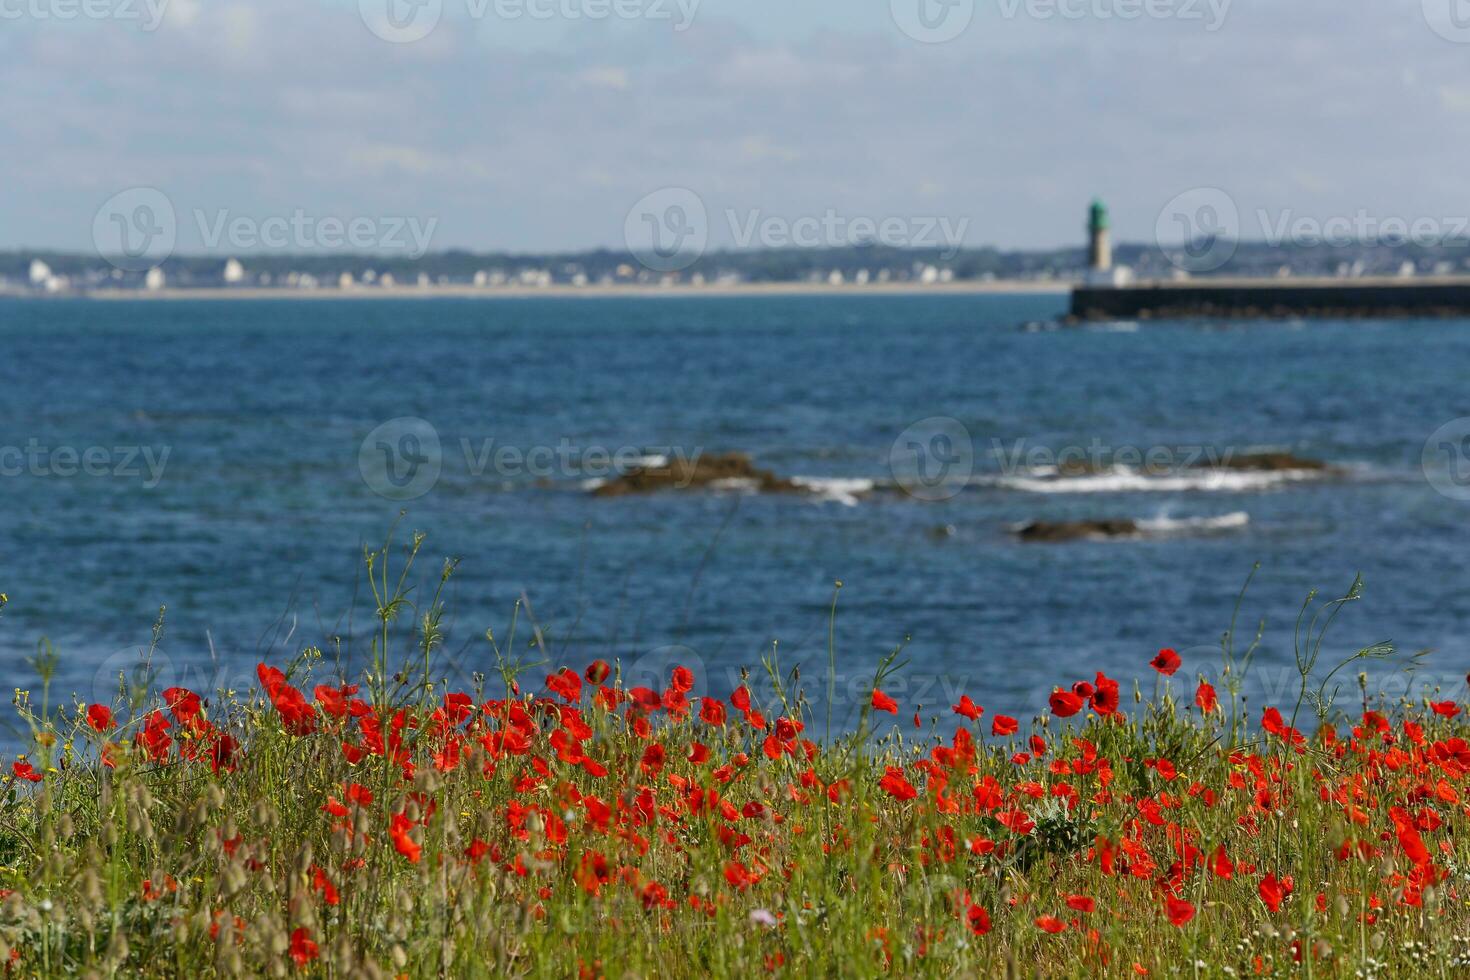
[2,294,1468,737]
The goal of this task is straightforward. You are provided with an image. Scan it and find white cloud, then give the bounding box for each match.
[2,0,1468,252]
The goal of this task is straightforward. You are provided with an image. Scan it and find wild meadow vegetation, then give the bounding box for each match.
[2,537,1469,977]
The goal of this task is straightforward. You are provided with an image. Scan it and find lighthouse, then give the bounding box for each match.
[1084,199,1132,287]
[1088,199,1111,272]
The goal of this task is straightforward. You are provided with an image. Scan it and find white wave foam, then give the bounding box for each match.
[791,476,876,507]
[1135,511,1250,534]
[984,465,1327,494]
[706,477,761,492]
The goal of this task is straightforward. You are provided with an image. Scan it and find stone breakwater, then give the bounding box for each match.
[1070,277,1470,321]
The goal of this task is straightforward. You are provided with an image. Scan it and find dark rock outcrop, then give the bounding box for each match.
[1014,519,1140,543]
[1202,451,1331,472]
[591,452,802,498]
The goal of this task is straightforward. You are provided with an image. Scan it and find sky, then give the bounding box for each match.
[3,0,1470,255]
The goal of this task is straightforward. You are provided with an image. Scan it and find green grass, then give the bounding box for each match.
[1,550,1468,978]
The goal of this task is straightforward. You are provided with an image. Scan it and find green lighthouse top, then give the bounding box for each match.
[1089,199,1109,232]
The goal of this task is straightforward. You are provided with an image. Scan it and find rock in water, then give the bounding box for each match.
[1203,451,1331,472]
[1014,519,1140,543]
[591,452,802,498]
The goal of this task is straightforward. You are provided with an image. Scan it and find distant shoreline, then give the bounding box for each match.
[6,280,1071,302]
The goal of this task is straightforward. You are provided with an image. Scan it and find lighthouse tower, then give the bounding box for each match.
[1084,199,1132,287]
[1087,199,1111,272]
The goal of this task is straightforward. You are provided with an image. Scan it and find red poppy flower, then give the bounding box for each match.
[1049,690,1084,718]
[11,760,42,783]
[669,665,695,693]
[952,695,984,721]
[134,710,172,761]
[699,698,727,726]
[313,685,353,719]
[312,866,340,906]
[1259,873,1289,913]
[547,668,583,703]
[967,905,991,935]
[723,860,756,890]
[878,766,918,801]
[1396,819,1431,867]
[585,660,611,685]
[1431,700,1460,718]
[871,689,899,714]
[210,733,239,774]
[640,743,665,773]
[85,704,115,732]
[1066,895,1096,913]
[1034,915,1066,934]
[1212,844,1234,879]
[1195,681,1218,714]
[389,812,422,864]
[991,715,1019,737]
[163,688,203,726]
[1165,897,1195,926]
[1091,673,1120,715]
[1149,648,1181,676]
[288,928,319,967]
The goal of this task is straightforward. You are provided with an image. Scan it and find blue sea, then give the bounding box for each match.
[2,294,1468,738]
